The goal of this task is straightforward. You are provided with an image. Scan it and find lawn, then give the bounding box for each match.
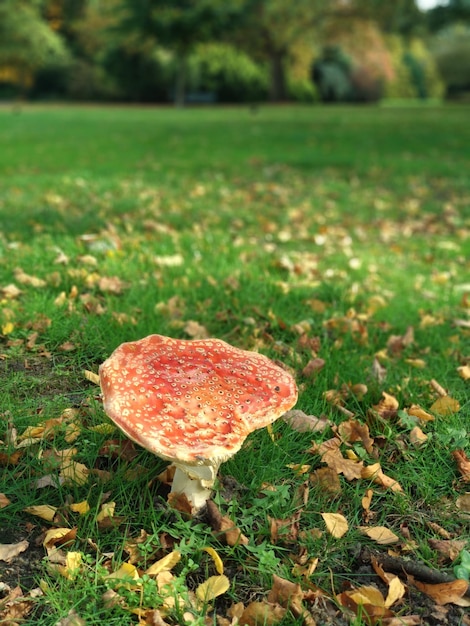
[0,103,469,625]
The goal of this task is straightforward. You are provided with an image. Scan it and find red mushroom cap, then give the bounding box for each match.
[99,334,298,466]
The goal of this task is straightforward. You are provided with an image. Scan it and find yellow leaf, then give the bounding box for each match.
[145,551,181,576]
[43,527,73,550]
[96,502,115,522]
[204,547,224,575]
[58,551,83,579]
[384,576,406,608]
[70,500,90,515]
[359,526,399,545]
[406,404,435,422]
[404,358,426,369]
[412,578,470,606]
[24,504,57,521]
[321,512,348,538]
[105,562,141,589]
[457,365,470,381]
[60,460,88,486]
[83,369,100,385]
[196,574,230,602]
[349,585,385,607]
[1,322,14,335]
[361,463,403,492]
[430,396,460,416]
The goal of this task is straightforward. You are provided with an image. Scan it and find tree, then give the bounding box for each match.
[0,0,69,94]
[115,0,245,106]
[232,0,329,101]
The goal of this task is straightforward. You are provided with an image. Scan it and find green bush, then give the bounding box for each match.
[189,43,268,103]
[432,25,470,98]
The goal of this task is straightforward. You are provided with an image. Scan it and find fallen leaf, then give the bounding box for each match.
[184,320,210,339]
[55,608,86,626]
[23,504,57,521]
[359,526,400,545]
[406,404,435,422]
[96,501,116,522]
[384,575,406,608]
[429,539,468,562]
[372,392,399,420]
[457,365,470,380]
[336,585,394,623]
[283,410,331,433]
[412,578,470,606]
[452,449,470,482]
[105,562,141,590]
[145,551,181,576]
[430,396,460,416]
[322,512,348,538]
[238,601,286,626]
[361,463,403,492]
[337,419,374,454]
[0,540,29,563]
[456,493,470,513]
[310,467,342,494]
[409,426,428,446]
[0,493,11,508]
[69,500,90,515]
[302,358,325,377]
[196,574,230,602]
[204,546,224,575]
[206,501,249,546]
[83,369,100,385]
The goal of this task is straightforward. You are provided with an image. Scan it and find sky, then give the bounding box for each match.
[415,0,447,9]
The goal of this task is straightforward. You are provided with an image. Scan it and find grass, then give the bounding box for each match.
[0,103,469,625]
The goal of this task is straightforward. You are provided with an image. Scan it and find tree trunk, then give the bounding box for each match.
[174,52,188,108]
[269,49,287,102]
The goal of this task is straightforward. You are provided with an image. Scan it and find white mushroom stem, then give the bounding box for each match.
[170,462,220,512]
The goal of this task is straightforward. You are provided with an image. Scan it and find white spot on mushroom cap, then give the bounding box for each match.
[99,334,298,465]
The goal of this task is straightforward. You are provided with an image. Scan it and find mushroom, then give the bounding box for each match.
[99,334,298,512]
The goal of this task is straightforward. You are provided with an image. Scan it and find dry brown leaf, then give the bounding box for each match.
[318,440,364,481]
[412,578,470,606]
[0,493,11,508]
[0,540,29,563]
[359,526,400,545]
[337,419,374,454]
[322,512,348,538]
[55,609,86,626]
[301,358,325,377]
[98,276,127,294]
[372,392,399,419]
[430,395,460,416]
[371,357,387,383]
[267,574,316,625]
[336,585,394,623]
[311,467,342,494]
[406,404,435,422]
[282,409,331,433]
[456,493,470,513]
[452,449,470,482]
[14,267,46,287]
[206,500,249,546]
[238,601,286,626]
[183,320,210,339]
[409,426,428,446]
[429,539,468,562]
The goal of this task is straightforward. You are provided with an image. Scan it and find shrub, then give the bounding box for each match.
[432,25,470,98]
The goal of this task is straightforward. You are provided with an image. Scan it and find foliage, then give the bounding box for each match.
[385,35,445,100]
[188,43,268,103]
[432,24,470,98]
[0,0,69,91]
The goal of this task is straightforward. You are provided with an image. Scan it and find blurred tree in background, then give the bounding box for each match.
[0,0,467,103]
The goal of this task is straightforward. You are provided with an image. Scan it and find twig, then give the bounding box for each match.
[430,379,447,397]
[359,548,470,597]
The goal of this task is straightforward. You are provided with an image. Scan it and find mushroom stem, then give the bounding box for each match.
[170,462,219,512]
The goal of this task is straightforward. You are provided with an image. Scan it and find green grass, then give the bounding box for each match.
[0,103,469,625]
